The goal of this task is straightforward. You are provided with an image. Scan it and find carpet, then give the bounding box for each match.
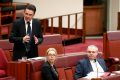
[64,38,103,53]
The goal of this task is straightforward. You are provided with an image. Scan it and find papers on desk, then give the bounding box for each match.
[112,71,120,75]
[28,57,46,61]
[84,72,112,79]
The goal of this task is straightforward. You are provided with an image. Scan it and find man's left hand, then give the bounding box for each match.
[34,35,38,44]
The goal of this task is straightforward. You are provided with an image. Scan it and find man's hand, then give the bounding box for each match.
[23,35,30,43]
[34,35,38,44]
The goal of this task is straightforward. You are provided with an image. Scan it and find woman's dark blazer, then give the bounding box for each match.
[41,61,59,80]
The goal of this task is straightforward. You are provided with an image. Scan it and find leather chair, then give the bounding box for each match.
[38,34,64,56]
[27,52,119,80]
[0,48,15,80]
[0,39,13,61]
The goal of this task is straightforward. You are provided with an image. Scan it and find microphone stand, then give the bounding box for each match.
[91,59,102,80]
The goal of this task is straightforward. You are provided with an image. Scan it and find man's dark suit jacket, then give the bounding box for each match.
[9,17,43,60]
[74,58,108,80]
[41,61,59,80]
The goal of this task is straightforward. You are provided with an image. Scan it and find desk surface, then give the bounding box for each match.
[79,74,120,80]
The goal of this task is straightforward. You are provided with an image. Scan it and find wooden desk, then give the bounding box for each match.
[7,55,120,80]
[7,61,31,80]
[7,59,44,80]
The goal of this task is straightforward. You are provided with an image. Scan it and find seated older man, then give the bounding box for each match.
[74,45,108,80]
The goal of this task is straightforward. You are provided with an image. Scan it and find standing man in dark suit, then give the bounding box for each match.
[9,4,43,61]
[74,45,108,80]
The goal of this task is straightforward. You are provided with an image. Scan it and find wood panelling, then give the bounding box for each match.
[40,12,85,43]
[117,12,120,30]
[84,5,104,35]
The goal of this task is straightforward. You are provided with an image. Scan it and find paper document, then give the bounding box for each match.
[28,57,46,60]
[84,72,111,79]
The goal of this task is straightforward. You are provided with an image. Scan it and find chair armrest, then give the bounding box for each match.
[105,57,120,71]
[106,57,119,64]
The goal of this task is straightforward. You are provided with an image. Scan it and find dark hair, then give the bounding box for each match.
[25,4,36,13]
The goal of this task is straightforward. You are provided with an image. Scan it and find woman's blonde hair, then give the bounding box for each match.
[46,48,57,55]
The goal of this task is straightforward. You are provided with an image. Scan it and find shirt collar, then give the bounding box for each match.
[24,18,32,24]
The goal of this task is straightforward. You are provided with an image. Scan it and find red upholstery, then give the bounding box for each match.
[109,41,120,57]
[6,51,119,80]
[38,34,64,56]
[0,76,15,80]
[0,48,8,70]
[41,34,62,45]
[0,40,13,50]
[1,26,9,35]
[56,53,86,80]
[65,68,74,80]
[27,52,87,80]
[31,72,41,80]
[0,40,13,61]
[0,70,6,77]
[38,44,64,56]
[0,48,15,79]
[57,68,66,80]
[107,31,120,40]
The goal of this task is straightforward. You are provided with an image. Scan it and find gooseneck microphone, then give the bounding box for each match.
[94,59,98,78]
[91,59,102,80]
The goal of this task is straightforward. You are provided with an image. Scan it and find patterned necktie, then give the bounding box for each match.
[51,66,58,77]
[27,21,31,35]
[25,21,31,52]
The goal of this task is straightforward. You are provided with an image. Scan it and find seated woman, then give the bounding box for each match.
[74,45,108,80]
[41,48,59,80]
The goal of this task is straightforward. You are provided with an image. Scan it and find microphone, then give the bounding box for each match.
[94,59,98,78]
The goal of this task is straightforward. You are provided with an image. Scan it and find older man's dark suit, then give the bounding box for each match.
[41,61,59,80]
[74,58,108,80]
[9,17,43,60]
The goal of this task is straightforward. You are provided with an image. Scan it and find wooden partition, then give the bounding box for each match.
[117,12,120,30]
[84,5,104,35]
[41,12,85,43]
[103,31,120,59]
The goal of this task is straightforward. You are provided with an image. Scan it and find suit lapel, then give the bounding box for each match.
[21,18,26,36]
[32,19,35,36]
[97,59,106,71]
[87,59,93,71]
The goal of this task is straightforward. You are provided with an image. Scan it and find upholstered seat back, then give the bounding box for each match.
[0,48,9,78]
[107,31,120,40]
[29,52,87,80]
[104,31,120,59]
[0,48,8,70]
[38,34,64,56]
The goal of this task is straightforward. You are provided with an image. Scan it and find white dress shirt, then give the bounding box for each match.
[90,60,104,73]
[24,20,32,34]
